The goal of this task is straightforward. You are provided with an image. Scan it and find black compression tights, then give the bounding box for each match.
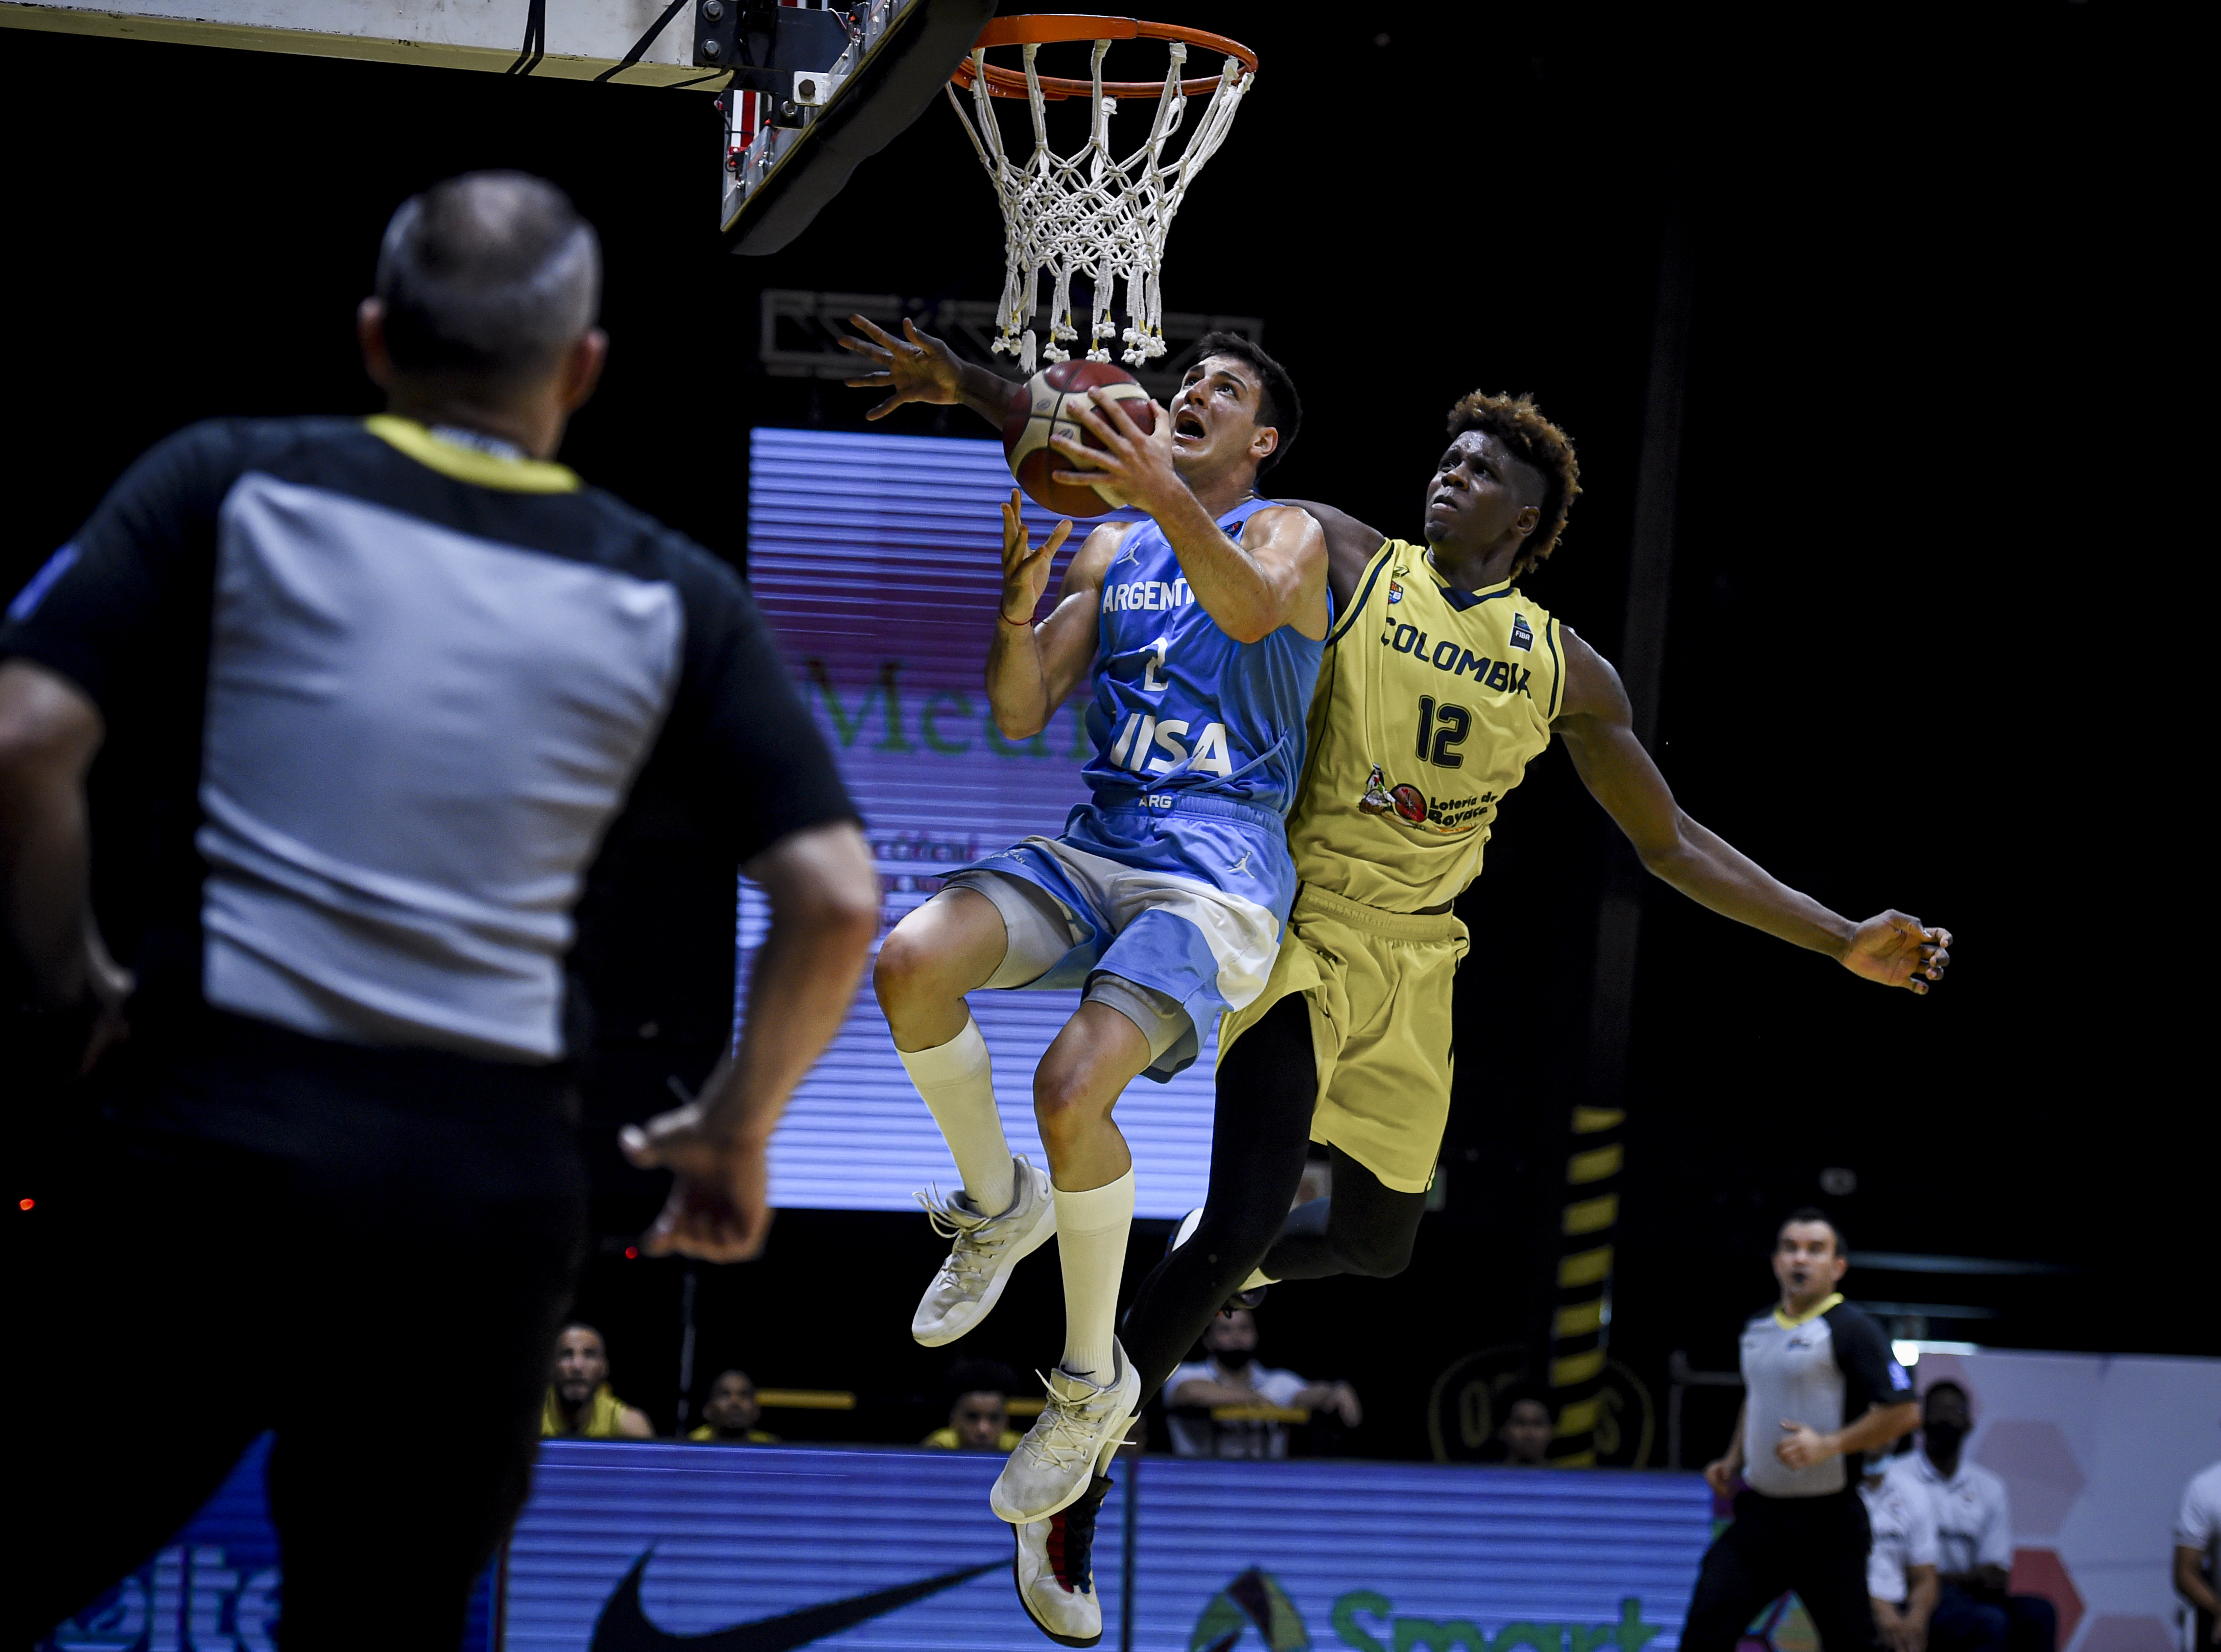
[1119,993,1431,1406]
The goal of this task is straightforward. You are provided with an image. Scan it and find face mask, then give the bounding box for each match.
[1925,1420,1969,1454]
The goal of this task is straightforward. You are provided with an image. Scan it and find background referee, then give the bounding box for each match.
[1683,1209,1923,1652]
[1,172,878,1645]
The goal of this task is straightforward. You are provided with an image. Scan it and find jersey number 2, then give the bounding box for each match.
[1414,697,1470,769]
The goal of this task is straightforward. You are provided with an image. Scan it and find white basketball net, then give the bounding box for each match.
[947,37,1254,372]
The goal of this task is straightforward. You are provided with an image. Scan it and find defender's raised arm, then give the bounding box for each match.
[841,315,1014,428]
[1278,496,1390,613]
[1553,627,1951,993]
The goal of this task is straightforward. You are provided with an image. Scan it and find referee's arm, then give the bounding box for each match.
[622,820,877,1263]
[727,823,880,1142]
[614,557,879,1264]
[1776,1397,1921,1471]
[0,660,132,1068]
[1703,1400,1749,1497]
[0,660,101,1005]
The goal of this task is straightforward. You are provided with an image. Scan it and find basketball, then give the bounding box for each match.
[1001,359,1159,518]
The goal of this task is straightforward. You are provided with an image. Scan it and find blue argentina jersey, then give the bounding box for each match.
[1080,497,1324,816]
[951,495,1325,1073]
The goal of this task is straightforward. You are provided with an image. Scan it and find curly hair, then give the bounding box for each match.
[1445,389,1580,575]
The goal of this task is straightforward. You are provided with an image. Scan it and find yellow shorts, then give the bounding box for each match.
[1218,883,1468,1194]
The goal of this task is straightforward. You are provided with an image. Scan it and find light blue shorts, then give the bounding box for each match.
[946,792,1295,1080]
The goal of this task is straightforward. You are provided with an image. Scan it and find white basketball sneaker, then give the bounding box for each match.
[991,1342,1140,1524]
[912,1155,1057,1347]
[1012,1474,1114,1647]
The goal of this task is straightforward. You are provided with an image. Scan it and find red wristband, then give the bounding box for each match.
[1000,610,1033,626]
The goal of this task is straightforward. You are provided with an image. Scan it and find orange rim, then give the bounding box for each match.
[949,14,1257,101]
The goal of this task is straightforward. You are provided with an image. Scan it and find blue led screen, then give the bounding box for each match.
[37,1436,498,1652]
[39,1441,1711,1650]
[506,1443,1711,1650]
[744,427,1221,1218]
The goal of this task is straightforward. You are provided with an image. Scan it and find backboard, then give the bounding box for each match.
[0,0,991,253]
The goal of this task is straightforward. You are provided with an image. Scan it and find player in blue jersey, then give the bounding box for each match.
[850,321,1326,1546]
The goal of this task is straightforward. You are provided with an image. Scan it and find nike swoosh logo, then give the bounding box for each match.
[589,1549,1002,1651]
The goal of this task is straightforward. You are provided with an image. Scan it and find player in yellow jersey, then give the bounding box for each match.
[843,320,1954,1646]
[1115,387,1952,1403]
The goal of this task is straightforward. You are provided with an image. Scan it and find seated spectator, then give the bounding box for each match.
[689,1369,778,1445]
[923,1359,1024,1450]
[1887,1381,2055,1652]
[2176,1456,2221,1649]
[1164,1308,1360,1460]
[540,1323,654,1439]
[1493,1385,1555,1466]
[1864,1451,1941,1652]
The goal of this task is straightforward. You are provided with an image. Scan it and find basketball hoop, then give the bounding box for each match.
[945,14,1258,372]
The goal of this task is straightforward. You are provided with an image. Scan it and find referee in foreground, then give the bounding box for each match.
[1,173,878,1645]
[1684,1209,1923,1652]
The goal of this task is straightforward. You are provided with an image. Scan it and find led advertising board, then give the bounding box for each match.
[744,427,1222,1218]
[40,1442,1709,1651]
[510,1442,1711,1651]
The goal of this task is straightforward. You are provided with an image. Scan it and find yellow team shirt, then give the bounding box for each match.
[540,1384,640,1438]
[922,1426,1026,1450]
[1289,540,1563,912]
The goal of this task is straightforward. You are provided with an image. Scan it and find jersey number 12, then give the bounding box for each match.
[1414,696,1470,769]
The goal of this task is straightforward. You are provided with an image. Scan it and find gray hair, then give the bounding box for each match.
[375,172,601,384]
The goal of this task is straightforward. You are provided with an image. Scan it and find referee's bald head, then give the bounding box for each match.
[373,172,601,388]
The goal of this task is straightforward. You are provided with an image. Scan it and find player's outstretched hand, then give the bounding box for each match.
[841,315,962,419]
[1841,911,1952,995]
[620,1102,773,1263]
[1001,489,1072,625]
[1050,391,1180,515]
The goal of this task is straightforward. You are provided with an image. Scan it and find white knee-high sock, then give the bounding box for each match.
[899,1018,1015,1216]
[1053,1168,1136,1384]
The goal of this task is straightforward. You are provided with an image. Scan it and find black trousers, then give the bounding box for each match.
[1928,1586,2059,1652]
[10,1011,586,1649]
[1119,993,1430,1403]
[1681,1488,1878,1652]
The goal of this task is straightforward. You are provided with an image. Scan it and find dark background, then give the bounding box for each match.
[4,2,2188,1463]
